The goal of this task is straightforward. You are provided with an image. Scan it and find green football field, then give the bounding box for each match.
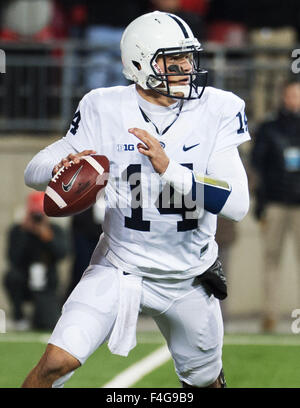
[1,331,300,388]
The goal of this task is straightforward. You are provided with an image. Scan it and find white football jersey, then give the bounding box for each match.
[61,84,250,279]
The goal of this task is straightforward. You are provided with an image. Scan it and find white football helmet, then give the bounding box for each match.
[120,11,207,100]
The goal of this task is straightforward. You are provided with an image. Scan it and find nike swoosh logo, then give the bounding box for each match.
[183,143,200,152]
[62,165,83,192]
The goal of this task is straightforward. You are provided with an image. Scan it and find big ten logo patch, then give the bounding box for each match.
[117,144,135,152]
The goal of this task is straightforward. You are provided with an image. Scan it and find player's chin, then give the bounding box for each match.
[171,84,190,97]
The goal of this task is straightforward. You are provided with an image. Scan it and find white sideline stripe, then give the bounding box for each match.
[83,156,104,175]
[102,345,171,388]
[45,186,67,208]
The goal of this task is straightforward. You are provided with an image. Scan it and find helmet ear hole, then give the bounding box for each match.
[132,61,141,71]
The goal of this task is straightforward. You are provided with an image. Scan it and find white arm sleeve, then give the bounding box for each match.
[161,146,249,222]
[207,147,249,221]
[24,139,79,191]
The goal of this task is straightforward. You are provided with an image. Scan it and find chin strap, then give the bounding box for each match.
[168,85,190,98]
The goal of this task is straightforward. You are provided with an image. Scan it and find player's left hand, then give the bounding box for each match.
[128,128,169,174]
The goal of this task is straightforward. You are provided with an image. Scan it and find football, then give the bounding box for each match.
[44,155,109,217]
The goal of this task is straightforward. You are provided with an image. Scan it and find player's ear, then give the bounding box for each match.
[132,61,141,71]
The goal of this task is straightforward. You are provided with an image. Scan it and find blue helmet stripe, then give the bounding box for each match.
[167,14,189,38]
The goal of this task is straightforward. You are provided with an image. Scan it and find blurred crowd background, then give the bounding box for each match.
[0,0,300,334]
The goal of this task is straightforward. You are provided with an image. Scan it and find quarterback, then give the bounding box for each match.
[22,11,250,388]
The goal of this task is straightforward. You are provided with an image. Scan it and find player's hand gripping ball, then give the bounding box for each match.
[44,155,109,217]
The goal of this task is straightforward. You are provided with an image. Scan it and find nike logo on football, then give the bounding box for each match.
[183,143,200,152]
[62,165,83,192]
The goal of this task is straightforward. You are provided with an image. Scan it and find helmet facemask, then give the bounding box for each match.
[146,46,207,100]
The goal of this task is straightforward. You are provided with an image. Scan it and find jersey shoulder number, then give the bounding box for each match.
[69,110,81,135]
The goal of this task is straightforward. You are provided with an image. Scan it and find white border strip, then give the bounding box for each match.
[83,156,104,175]
[45,186,67,208]
[102,345,171,388]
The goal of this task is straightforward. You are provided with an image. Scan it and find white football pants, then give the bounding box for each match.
[49,256,223,388]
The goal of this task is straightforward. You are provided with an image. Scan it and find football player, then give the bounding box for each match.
[22,11,250,388]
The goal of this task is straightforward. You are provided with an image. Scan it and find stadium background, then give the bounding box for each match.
[0,0,300,388]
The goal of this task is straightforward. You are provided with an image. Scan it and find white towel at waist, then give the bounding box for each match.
[108,268,142,357]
